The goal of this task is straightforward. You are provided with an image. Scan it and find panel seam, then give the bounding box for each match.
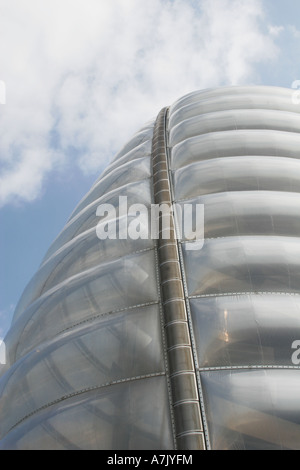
[3,372,166,438]
[14,300,160,362]
[189,292,300,299]
[198,365,300,371]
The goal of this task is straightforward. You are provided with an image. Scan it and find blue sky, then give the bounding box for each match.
[0,0,299,338]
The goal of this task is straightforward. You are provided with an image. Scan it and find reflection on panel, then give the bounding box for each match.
[190,295,300,367]
[169,109,300,147]
[169,88,299,129]
[201,370,300,450]
[8,249,159,362]
[13,219,155,321]
[171,130,300,171]
[0,113,167,450]
[172,156,300,201]
[183,237,300,297]
[111,125,154,163]
[173,86,300,450]
[0,377,173,450]
[97,139,153,184]
[69,156,151,221]
[42,179,152,265]
[0,305,164,438]
[168,86,296,117]
[176,192,300,240]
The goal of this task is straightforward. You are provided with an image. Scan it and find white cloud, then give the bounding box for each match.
[268,25,285,37]
[289,25,300,38]
[0,0,281,206]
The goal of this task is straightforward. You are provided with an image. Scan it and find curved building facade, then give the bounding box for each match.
[1,86,300,450]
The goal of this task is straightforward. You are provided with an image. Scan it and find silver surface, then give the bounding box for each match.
[1,86,300,450]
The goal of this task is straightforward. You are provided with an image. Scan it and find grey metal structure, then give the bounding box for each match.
[1,86,300,450]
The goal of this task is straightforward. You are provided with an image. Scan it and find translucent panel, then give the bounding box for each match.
[14,224,155,319]
[8,249,158,360]
[169,86,295,117]
[189,295,300,367]
[200,370,300,450]
[0,365,6,379]
[173,156,300,201]
[169,109,300,147]
[169,92,299,129]
[0,305,164,437]
[111,125,154,163]
[69,156,151,221]
[176,191,300,240]
[138,119,156,132]
[96,139,152,184]
[171,130,300,171]
[13,179,153,323]
[0,377,173,450]
[182,237,300,297]
[42,179,152,264]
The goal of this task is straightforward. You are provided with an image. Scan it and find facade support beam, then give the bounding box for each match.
[151,108,205,450]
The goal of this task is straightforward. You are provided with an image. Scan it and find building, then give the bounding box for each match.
[0,86,300,450]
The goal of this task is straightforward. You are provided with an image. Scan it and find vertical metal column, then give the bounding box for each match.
[152,108,205,450]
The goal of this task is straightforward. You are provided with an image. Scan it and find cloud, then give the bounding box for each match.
[0,0,281,206]
[289,25,300,38]
[268,25,285,37]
